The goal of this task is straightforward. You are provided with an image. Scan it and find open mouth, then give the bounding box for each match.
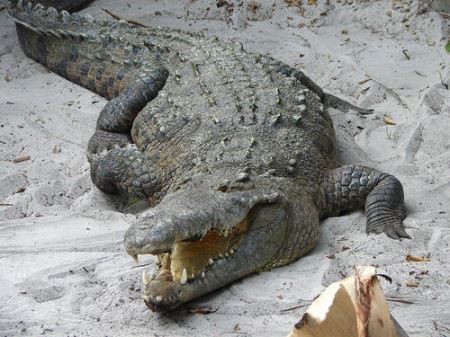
[138,216,250,311]
[124,187,281,311]
[148,217,249,285]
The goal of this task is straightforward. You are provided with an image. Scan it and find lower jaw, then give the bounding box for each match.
[143,251,248,311]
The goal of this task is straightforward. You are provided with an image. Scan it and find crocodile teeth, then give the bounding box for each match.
[293,115,302,125]
[59,10,70,22]
[142,270,151,285]
[208,258,214,266]
[179,268,188,285]
[201,272,206,279]
[223,230,229,238]
[33,3,45,11]
[131,255,139,263]
[46,7,58,17]
[229,249,234,255]
[155,296,162,302]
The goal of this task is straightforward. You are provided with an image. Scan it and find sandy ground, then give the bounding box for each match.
[0,0,449,336]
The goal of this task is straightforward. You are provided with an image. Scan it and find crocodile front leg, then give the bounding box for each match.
[321,165,410,239]
[90,147,161,199]
[88,69,168,199]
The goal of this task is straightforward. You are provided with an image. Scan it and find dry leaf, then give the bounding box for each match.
[405,255,430,262]
[405,280,419,288]
[361,87,371,94]
[53,145,62,154]
[4,72,11,82]
[384,116,396,125]
[15,187,26,193]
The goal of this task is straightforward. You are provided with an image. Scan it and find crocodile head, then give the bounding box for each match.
[124,179,290,311]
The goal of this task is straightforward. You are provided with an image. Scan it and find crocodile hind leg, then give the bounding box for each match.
[293,70,373,115]
[88,131,162,200]
[88,70,168,198]
[321,165,410,239]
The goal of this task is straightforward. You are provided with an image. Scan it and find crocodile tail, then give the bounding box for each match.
[9,0,94,40]
[9,1,140,99]
[9,0,94,12]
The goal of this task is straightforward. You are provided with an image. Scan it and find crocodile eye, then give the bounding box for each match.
[217,179,230,192]
[217,184,228,192]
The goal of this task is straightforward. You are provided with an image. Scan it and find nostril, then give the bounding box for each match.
[144,299,160,312]
[124,222,176,256]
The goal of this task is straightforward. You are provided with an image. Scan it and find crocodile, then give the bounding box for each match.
[9,0,410,312]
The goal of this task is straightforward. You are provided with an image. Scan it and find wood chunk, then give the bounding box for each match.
[287,266,407,337]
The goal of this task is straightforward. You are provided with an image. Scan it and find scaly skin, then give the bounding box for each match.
[20,0,94,12]
[10,0,410,312]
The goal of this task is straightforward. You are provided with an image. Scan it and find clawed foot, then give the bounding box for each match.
[367,220,411,240]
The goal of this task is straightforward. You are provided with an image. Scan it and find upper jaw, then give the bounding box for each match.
[124,185,280,258]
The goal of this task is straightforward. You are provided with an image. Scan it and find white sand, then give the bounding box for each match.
[0,1,449,336]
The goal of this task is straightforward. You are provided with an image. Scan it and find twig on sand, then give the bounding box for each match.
[130,263,152,269]
[280,303,310,312]
[101,8,149,28]
[402,49,410,60]
[386,297,415,304]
